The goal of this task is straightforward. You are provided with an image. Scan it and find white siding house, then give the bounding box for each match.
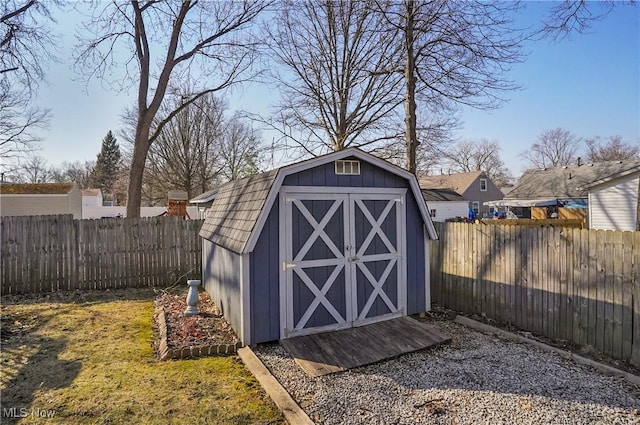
[0,183,82,218]
[586,171,639,231]
[81,189,103,207]
[421,188,468,222]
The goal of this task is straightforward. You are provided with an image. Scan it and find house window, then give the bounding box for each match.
[480,178,487,192]
[335,160,361,175]
[430,209,437,218]
[472,201,480,214]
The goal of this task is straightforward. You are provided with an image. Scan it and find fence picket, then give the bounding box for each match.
[3,215,639,365]
[426,222,639,365]
[1,215,203,294]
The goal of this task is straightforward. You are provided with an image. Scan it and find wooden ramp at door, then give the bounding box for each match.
[280,316,451,377]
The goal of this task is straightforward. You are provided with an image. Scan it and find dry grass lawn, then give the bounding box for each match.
[0,288,284,424]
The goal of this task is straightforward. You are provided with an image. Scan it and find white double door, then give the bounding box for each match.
[280,189,406,338]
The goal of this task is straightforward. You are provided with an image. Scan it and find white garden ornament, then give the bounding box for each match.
[184,280,201,316]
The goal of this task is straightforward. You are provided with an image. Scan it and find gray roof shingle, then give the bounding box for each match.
[189,186,220,204]
[199,169,279,254]
[421,188,466,202]
[506,159,640,200]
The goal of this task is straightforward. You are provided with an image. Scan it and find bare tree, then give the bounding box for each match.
[444,139,513,186]
[1,0,58,171]
[51,160,95,188]
[135,94,225,206]
[371,111,458,177]
[519,128,582,169]
[380,1,525,173]
[1,0,58,88]
[539,1,630,41]
[218,113,263,181]
[264,0,404,156]
[125,93,263,206]
[585,136,640,162]
[538,1,639,229]
[0,96,48,168]
[16,154,52,183]
[74,1,270,217]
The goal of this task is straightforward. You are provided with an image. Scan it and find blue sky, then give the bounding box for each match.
[34,2,639,179]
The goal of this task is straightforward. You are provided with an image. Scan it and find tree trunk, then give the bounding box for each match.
[404,0,418,175]
[126,125,151,218]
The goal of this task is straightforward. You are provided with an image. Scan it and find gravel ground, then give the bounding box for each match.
[254,318,640,425]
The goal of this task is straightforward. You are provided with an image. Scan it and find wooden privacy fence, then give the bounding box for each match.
[1,215,204,295]
[430,222,640,366]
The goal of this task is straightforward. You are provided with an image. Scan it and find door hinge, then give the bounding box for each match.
[395,197,404,204]
[282,262,296,271]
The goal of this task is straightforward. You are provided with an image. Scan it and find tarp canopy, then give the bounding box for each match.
[484,199,559,207]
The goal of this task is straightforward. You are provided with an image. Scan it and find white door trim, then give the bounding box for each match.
[280,188,407,339]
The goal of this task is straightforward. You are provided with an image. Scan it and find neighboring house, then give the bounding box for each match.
[199,148,439,346]
[421,188,468,222]
[486,159,640,229]
[0,183,82,219]
[581,164,640,231]
[419,171,504,218]
[81,188,103,207]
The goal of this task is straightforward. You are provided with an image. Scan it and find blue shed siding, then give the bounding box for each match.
[202,239,243,337]
[249,201,281,343]
[283,157,407,189]
[245,157,428,343]
[406,195,426,314]
[203,156,429,343]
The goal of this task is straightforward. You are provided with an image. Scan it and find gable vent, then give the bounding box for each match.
[335,160,360,175]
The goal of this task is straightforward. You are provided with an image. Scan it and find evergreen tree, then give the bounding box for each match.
[92,131,122,197]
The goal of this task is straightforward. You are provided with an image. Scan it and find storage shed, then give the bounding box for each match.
[199,148,439,345]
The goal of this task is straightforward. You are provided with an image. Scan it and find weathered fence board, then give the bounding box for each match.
[431,222,640,366]
[1,215,203,295]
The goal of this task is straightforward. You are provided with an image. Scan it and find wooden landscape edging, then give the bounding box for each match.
[455,315,640,387]
[237,346,315,425]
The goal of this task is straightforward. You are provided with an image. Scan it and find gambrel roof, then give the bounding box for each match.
[199,148,439,254]
[506,159,640,200]
[199,170,278,254]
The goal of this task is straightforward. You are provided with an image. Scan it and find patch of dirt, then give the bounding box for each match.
[419,305,640,377]
[153,290,239,350]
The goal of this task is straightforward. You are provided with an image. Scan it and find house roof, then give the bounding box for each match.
[506,159,640,200]
[81,188,102,197]
[419,171,485,194]
[421,188,466,202]
[189,186,220,204]
[200,148,439,254]
[0,183,76,195]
